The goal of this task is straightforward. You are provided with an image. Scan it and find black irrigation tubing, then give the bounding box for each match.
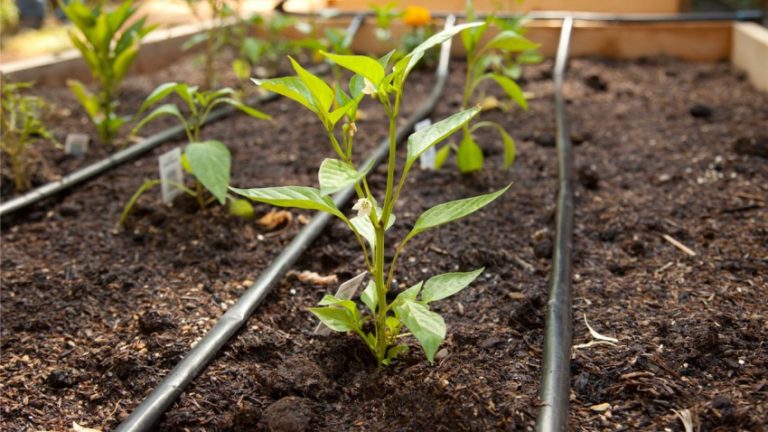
[535,16,574,432]
[114,15,458,432]
[0,14,369,220]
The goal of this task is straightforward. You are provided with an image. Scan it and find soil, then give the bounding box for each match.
[1,55,766,432]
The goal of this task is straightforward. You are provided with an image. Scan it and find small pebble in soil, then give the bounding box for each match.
[733,136,768,159]
[584,74,608,92]
[570,130,592,146]
[533,238,553,259]
[578,164,600,190]
[263,396,314,432]
[58,202,80,217]
[689,103,713,119]
[46,369,74,388]
[138,310,175,334]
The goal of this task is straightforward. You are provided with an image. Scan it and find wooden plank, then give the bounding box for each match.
[325,0,682,13]
[732,22,768,92]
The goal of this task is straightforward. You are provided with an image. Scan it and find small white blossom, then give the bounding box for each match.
[361,78,377,96]
[352,198,372,217]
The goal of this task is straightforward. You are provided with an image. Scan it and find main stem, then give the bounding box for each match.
[374,95,401,366]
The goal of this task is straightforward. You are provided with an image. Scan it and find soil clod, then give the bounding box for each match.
[689,103,713,119]
[733,136,768,158]
[263,396,314,432]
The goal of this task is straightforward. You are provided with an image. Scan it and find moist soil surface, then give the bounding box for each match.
[1,57,766,432]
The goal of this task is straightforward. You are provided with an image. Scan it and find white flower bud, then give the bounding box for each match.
[352,198,372,217]
[362,78,377,96]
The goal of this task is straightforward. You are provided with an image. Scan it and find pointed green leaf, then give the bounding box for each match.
[185,141,231,205]
[66,80,100,120]
[289,56,334,114]
[138,82,178,114]
[395,22,483,84]
[396,281,423,303]
[219,98,271,120]
[394,299,445,362]
[229,185,345,219]
[422,268,484,303]
[383,344,409,365]
[132,103,185,133]
[406,107,481,168]
[488,74,527,111]
[309,306,359,332]
[318,158,372,196]
[112,39,138,84]
[484,30,540,53]
[350,211,395,250]
[406,185,510,242]
[311,294,361,332]
[457,133,484,173]
[252,76,315,113]
[434,144,452,169]
[361,281,377,313]
[320,51,385,87]
[470,121,516,168]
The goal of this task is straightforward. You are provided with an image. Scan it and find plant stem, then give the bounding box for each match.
[373,225,387,365]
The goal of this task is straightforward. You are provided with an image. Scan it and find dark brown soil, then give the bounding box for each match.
[1,56,766,432]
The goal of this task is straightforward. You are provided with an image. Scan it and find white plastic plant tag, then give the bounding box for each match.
[416,119,435,170]
[314,271,368,336]
[158,147,183,204]
[64,133,89,156]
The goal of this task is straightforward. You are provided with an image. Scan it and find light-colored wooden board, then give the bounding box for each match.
[325,0,683,13]
[731,22,768,92]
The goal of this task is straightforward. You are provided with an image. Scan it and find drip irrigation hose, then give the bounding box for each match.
[0,14,371,220]
[115,15,457,432]
[536,17,574,432]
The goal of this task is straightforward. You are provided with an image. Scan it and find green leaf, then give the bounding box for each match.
[289,56,334,114]
[457,133,484,173]
[66,80,100,120]
[487,74,527,111]
[185,141,231,205]
[320,51,385,87]
[383,344,409,365]
[318,158,372,196]
[132,103,185,134]
[112,39,138,84]
[395,22,483,84]
[396,281,423,303]
[309,306,359,332]
[68,33,100,73]
[406,107,481,169]
[229,185,345,219]
[434,145,452,169]
[229,198,255,218]
[470,121,516,168]
[483,30,540,53]
[422,268,484,303]
[394,299,445,362]
[405,185,510,242]
[252,76,316,113]
[361,281,377,313]
[349,211,394,250]
[218,98,271,120]
[232,59,251,81]
[138,82,178,114]
[310,294,361,332]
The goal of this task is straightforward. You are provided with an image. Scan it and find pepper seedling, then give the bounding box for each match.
[0,80,59,192]
[436,0,540,173]
[118,83,269,225]
[233,23,511,366]
[62,0,156,148]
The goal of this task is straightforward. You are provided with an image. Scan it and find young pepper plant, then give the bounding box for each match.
[436,0,539,173]
[118,83,269,225]
[0,80,59,191]
[232,23,511,366]
[62,0,155,148]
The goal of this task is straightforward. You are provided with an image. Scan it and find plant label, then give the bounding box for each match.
[158,147,183,204]
[314,271,368,336]
[416,119,435,170]
[64,133,89,156]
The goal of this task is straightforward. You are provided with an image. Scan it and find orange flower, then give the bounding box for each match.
[403,6,431,27]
